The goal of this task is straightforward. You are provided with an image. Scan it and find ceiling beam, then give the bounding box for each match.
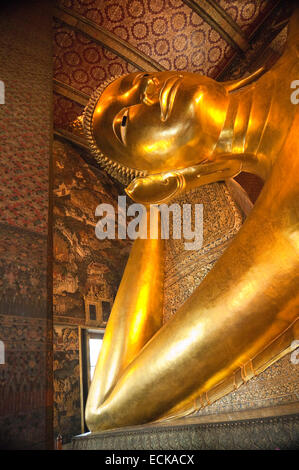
[247,0,282,40]
[183,0,250,52]
[54,128,90,151]
[216,1,288,81]
[53,6,165,73]
[53,79,89,107]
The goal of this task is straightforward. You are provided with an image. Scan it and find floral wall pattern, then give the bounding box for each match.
[0,1,52,449]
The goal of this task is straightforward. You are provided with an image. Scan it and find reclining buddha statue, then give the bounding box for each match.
[81,5,299,432]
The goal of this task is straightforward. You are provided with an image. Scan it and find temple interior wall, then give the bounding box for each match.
[0,0,297,449]
[52,139,132,441]
[0,0,53,449]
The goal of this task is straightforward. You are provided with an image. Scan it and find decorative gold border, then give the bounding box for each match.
[54,129,90,152]
[54,79,89,107]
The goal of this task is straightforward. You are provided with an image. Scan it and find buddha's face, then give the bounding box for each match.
[92,72,228,174]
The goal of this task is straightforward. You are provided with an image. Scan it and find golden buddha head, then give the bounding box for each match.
[83,72,229,185]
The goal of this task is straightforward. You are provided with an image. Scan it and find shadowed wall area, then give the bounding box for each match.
[0,0,53,449]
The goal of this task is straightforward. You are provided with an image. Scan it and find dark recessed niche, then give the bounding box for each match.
[89,304,96,321]
[102,301,111,323]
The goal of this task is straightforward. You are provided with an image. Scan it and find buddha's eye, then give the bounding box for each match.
[120,109,128,144]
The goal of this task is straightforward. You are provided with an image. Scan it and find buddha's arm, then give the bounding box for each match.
[85,210,164,416]
[85,133,299,431]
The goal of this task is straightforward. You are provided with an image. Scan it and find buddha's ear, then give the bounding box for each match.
[224,66,265,94]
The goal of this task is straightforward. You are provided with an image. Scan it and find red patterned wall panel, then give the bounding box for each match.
[0,2,53,449]
[214,0,278,35]
[56,0,234,77]
[54,93,84,131]
[0,19,52,234]
[54,20,138,95]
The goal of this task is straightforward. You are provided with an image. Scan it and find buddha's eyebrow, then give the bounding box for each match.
[132,73,150,85]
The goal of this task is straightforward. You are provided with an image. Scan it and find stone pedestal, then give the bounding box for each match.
[71,403,299,450]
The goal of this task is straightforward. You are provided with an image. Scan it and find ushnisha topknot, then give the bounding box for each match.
[82,75,148,185]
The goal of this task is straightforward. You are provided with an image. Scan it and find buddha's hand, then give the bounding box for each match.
[125,171,185,205]
[125,158,243,205]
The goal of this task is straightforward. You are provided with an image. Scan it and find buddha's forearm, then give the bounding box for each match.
[86,171,299,431]
[85,211,164,418]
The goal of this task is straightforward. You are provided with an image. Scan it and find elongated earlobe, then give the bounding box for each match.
[224,66,265,94]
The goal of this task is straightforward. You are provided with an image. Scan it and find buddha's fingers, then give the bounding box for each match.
[86,210,164,415]
[126,159,243,205]
[86,161,299,431]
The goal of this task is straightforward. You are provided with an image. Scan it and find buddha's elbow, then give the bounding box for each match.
[85,400,107,432]
[85,400,114,432]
